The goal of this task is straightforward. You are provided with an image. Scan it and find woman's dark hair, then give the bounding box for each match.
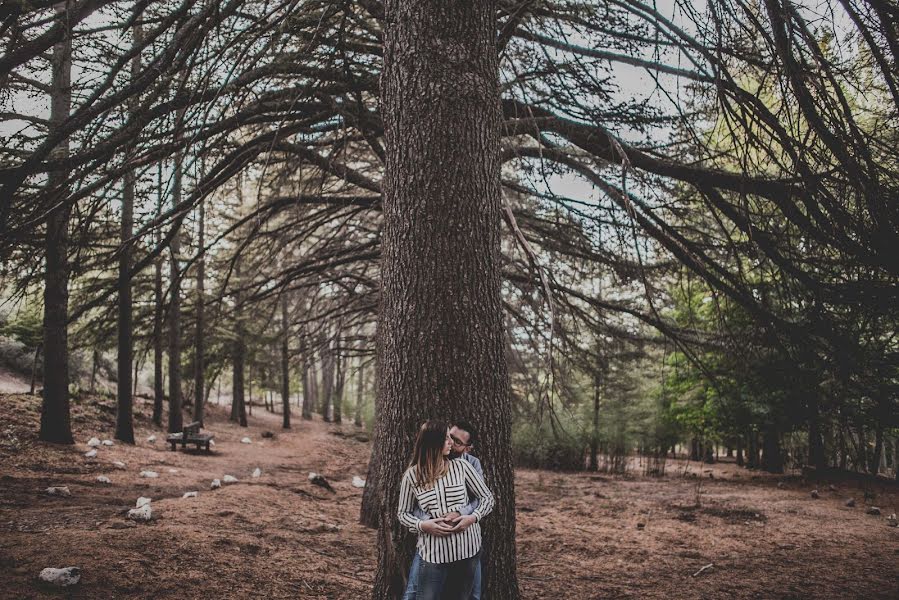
[410,420,449,486]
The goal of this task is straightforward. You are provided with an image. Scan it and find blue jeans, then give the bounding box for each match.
[403,551,481,600]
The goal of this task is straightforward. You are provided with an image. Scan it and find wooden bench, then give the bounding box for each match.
[166,421,214,452]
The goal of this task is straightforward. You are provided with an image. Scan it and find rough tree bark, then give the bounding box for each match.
[761,424,784,473]
[194,199,206,426]
[370,0,517,597]
[300,327,312,420]
[281,293,291,429]
[333,349,344,424]
[115,21,141,444]
[231,258,248,427]
[152,166,164,427]
[39,2,74,445]
[320,331,334,422]
[167,156,184,434]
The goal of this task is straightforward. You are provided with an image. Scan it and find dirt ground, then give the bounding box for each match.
[1,392,896,599]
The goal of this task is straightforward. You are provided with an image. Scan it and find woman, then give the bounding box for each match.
[398,420,494,600]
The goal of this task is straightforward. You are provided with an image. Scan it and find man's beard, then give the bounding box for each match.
[449,450,462,460]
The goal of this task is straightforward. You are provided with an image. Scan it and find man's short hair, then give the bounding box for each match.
[453,420,478,447]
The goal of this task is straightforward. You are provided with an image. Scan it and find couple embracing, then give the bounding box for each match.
[398,420,494,600]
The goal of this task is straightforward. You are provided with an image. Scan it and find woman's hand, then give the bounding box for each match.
[447,514,477,532]
[420,518,454,537]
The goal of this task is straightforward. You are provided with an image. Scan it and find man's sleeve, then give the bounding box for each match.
[461,459,494,523]
[458,455,483,516]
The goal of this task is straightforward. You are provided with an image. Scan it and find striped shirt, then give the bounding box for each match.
[398,457,495,564]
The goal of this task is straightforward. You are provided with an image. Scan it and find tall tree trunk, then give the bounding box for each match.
[761,424,784,473]
[231,259,247,427]
[115,20,141,444]
[167,157,183,434]
[736,437,744,467]
[320,332,333,422]
[808,397,826,471]
[870,424,884,475]
[333,349,344,424]
[194,199,206,426]
[371,1,516,596]
[354,357,365,427]
[589,365,601,471]
[747,431,759,468]
[39,2,74,444]
[247,365,253,416]
[89,349,100,394]
[300,328,313,420]
[152,166,165,427]
[309,361,319,417]
[281,294,291,429]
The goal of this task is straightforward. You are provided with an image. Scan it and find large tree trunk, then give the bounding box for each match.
[747,431,759,468]
[115,21,141,445]
[167,158,183,434]
[300,327,313,420]
[761,424,784,473]
[39,2,74,445]
[152,166,165,427]
[230,260,248,427]
[371,1,516,597]
[281,294,291,429]
[194,199,206,426]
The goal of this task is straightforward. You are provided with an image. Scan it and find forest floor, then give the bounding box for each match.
[0,392,897,599]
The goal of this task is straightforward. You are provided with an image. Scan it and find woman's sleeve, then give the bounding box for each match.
[460,459,494,523]
[397,469,423,534]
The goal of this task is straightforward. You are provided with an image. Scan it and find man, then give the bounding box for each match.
[403,420,484,600]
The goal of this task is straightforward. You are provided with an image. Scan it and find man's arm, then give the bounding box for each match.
[458,455,483,516]
[460,458,494,523]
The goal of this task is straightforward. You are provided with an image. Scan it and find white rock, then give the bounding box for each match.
[146,435,157,443]
[308,472,318,480]
[112,461,126,469]
[136,497,152,508]
[139,471,159,479]
[95,476,111,484]
[211,479,221,489]
[352,476,366,488]
[87,437,101,447]
[240,437,252,444]
[39,566,81,587]
[209,439,215,447]
[127,504,152,522]
[223,475,238,484]
[182,491,198,499]
[252,468,261,478]
[45,486,71,497]
[84,449,97,458]
[101,440,114,446]
[168,469,179,474]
